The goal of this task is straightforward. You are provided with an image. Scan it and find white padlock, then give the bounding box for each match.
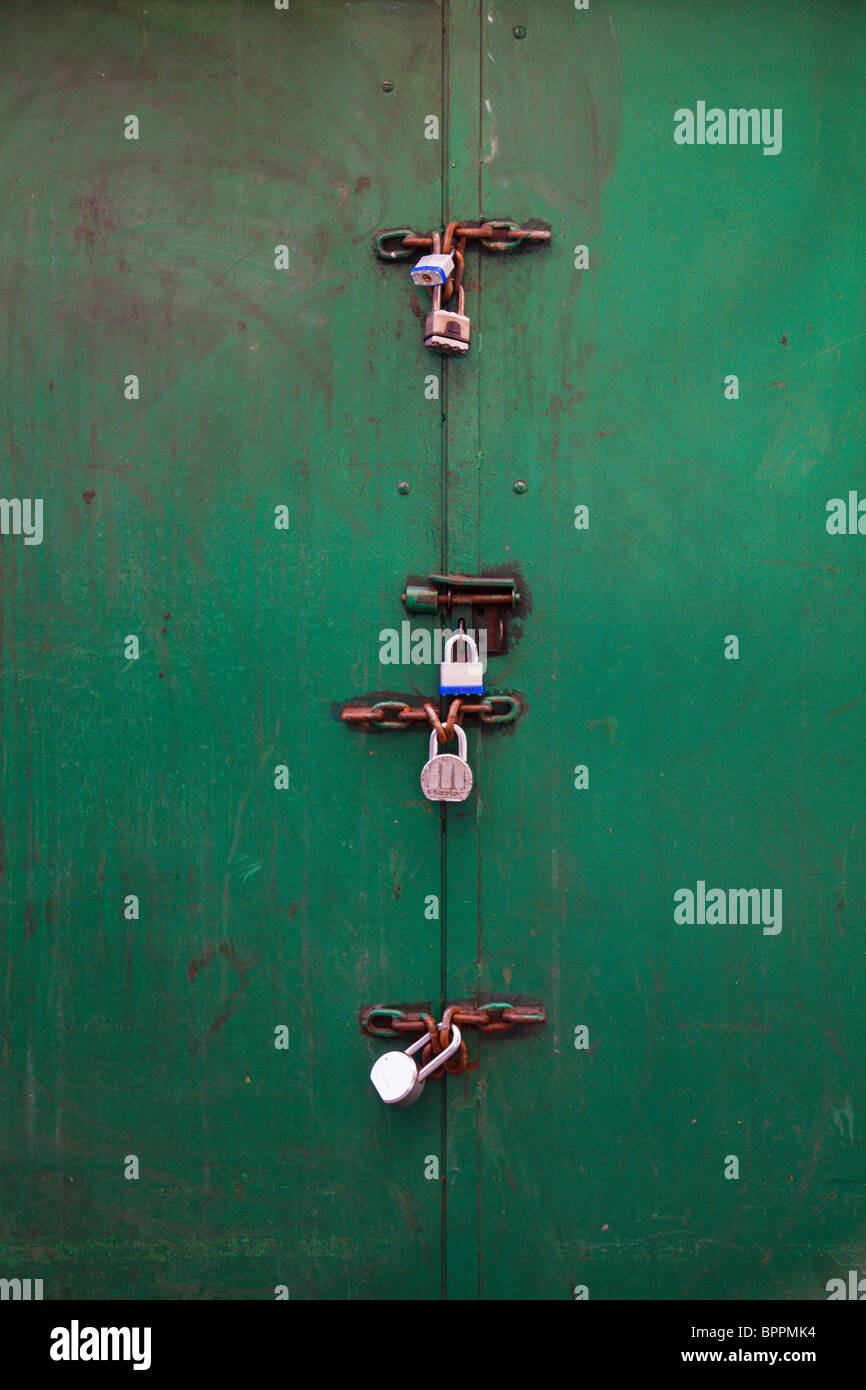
[439,631,484,695]
[370,1024,463,1106]
[409,252,455,287]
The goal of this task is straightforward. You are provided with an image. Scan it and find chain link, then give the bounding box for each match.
[373,228,417,261]
[419,1004,470,1075]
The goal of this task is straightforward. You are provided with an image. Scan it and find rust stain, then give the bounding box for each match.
[187,939,260,983]
[825,697,860,720]
[191,978,253,1056]
[588,716,617,745]
[71,182,117,262]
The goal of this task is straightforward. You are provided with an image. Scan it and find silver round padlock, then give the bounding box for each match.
[420,724,473,803]
[370,1024,463,1106]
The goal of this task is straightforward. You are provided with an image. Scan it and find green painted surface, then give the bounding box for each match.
[0,0,864,1301]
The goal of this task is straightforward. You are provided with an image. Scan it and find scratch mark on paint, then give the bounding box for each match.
[765,559,838,575]
[774,331,866,377]
[832,1098,855,1145]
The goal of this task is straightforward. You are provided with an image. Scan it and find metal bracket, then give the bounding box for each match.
[402,573,520,655]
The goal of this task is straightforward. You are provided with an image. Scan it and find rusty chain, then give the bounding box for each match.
[374,221,551,262]
[341,695,520,739]
[374,220,550,305]
[364,1003,544,1079]
[366,1006,547,1078]
[362,1002,546,1040]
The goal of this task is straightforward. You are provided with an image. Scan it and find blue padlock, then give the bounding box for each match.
[439,632,484,696]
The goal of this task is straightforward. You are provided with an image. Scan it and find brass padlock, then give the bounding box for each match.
[424,283,470,356]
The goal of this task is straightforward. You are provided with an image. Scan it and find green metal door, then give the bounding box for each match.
[1,0,864,1303]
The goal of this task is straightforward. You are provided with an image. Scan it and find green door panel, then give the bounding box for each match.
[0,0,863,1302]
[0,0,447,1300]
[459,0,866,1300]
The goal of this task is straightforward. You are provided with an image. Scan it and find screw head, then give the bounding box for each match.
[513,25,526,39]
[513,480,528,494]
[381,79,394,92]
[397,481,410,495]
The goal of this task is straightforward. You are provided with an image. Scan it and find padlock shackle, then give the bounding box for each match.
[427,724,468,761]
[443,631,480,662]
[416,1024,462,1082]
[427,232,443,308]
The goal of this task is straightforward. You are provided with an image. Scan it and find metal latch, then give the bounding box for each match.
[402,573,520,654]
